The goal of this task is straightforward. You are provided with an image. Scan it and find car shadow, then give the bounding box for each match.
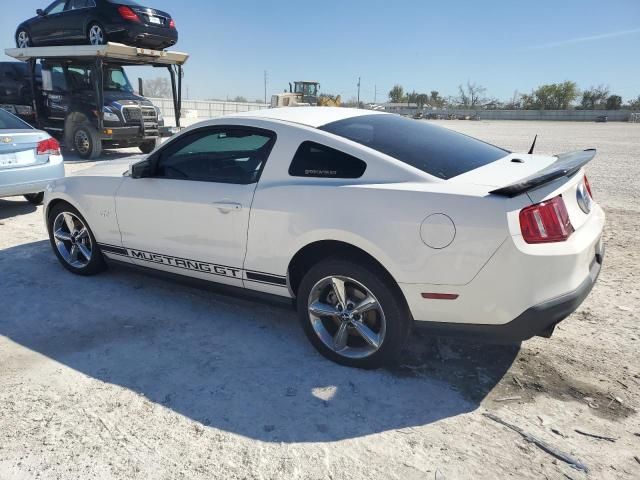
[0,198,38,220]
[0,240,519,443]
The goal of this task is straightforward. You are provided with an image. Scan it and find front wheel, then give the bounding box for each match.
[296,258,411,369]
[16,29,31,48]
[24,193,44,205]
[47,203,107,276]
[73,123,102,160]
[139,138,159,154]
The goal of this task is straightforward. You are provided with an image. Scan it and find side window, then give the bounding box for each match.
[288,141,367,179]
[70,0,95,9]
[155,128,276,184]
[46,0,68,14]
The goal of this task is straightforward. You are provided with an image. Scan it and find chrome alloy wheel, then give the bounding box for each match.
[89,25,105,45]
[53,212,93,268]
[17,31,30,48]
[307,276,386,359]
[74,130,91,155]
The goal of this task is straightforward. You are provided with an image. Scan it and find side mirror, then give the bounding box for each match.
[130,159,152,179]
[36,9,45,16]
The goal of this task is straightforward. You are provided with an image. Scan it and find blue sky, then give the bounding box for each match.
[2,0,639,102]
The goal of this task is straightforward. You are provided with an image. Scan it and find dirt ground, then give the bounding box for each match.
[0,120,638,480]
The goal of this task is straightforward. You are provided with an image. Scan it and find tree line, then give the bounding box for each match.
[387,81,640,110]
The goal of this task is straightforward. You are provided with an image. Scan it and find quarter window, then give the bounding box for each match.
[155,128,276,184]
[288,141,367,179]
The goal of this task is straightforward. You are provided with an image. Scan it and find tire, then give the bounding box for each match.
[87,23,107,46]
[139,138,159,154]
[24,193,44,205]
[47,202,107,276]
[16,29,31,48]
[73,123,102,160]
[296,257,411,369]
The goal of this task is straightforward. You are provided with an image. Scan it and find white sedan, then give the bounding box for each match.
[43,107,605,368]
[0,108,64,204]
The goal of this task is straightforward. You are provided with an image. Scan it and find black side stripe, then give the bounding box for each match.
[245,271,288,286]
[99,244,128,256]
[98,243,288,287]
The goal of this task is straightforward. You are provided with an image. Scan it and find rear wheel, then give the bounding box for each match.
[24,193,44,205]
[87,23,107,46]
[16,29,31,48]
[73,123,102,160]
[47,203,106,276]
[296,258,411,369]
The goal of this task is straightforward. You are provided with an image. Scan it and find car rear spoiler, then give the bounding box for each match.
[490,149,596,198]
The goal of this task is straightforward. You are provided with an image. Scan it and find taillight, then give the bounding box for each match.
[37,137,61,156]
[169,19,176,29]
[583,174,593,199]
[519,195,574,244]
[118,5,141,22]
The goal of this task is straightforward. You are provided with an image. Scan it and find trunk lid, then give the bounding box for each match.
[131,6,173,28]
[450,149,598,232]
[0,130,50,169]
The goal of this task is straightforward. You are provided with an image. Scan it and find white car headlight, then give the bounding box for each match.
[102,107,120,123]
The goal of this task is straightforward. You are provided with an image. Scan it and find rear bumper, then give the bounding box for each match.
[401,204,606,342]
[108,25,178,49]
[413,243,604,342]
[0,157,65,198]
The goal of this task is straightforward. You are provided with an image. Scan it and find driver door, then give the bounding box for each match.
[31,0,70,45]
[114,126,276,288]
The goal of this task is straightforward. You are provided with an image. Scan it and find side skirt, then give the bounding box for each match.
[104,256,296,311]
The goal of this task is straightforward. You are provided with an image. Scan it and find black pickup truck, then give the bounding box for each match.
[0,60,169,159]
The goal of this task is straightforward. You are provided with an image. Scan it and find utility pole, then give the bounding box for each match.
[264,71,268,105]
[357,77,361,108]
[374,84,377,104]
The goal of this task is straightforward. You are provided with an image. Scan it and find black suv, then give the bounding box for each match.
[16,0,178,50]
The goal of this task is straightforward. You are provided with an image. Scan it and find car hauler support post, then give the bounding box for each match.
[168,64,182,128]
[28,58,41,128]
[93,57,105,133]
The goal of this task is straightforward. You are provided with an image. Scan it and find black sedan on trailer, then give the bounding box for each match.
[16,0,178,51]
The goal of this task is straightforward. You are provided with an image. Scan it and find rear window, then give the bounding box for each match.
[289,141,367,178]
[0,108,32,129]
[319,114,508,180]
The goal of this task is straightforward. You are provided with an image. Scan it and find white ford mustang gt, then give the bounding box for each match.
[44,107,605,368]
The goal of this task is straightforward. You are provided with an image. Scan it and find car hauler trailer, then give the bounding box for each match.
[4,43,188,159]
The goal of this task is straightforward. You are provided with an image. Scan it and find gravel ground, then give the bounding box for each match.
[0,120,638,480]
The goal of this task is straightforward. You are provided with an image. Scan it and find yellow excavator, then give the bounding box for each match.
[271,81,341,107]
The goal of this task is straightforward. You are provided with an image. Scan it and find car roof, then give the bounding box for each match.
[230,107,387,128]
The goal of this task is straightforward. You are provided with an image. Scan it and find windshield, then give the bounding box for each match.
[67,66,134,93]
[320,114,508,180]
[0,108,32,130]
[294,83,318,96]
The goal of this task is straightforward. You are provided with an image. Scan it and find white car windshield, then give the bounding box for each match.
[0,108,32,130]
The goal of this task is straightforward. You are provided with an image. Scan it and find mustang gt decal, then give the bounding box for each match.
[98,244,286,287]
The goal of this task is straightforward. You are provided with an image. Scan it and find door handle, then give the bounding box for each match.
[212,201,243,213]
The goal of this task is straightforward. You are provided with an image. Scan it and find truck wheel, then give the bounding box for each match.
[73,124,102,160]
[139,139,159,154]
[88,23,107,46]
[16,29,31,48]
[296,257,411,369]
[24,193,44,205]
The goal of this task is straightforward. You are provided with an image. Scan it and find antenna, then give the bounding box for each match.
[528,135,538,155]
